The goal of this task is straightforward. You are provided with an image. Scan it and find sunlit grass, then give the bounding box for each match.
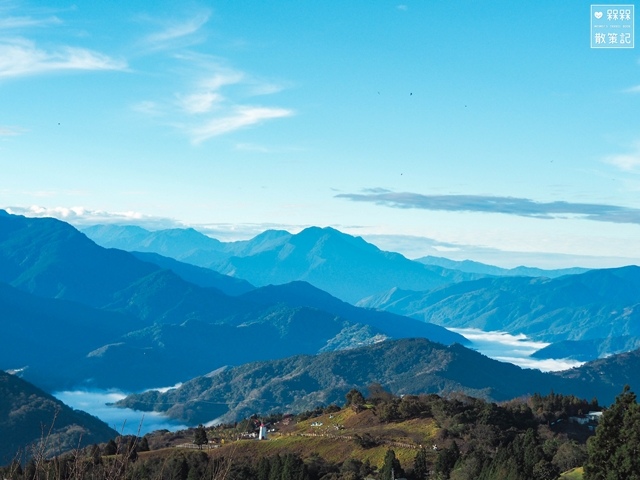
[561,467,584,479]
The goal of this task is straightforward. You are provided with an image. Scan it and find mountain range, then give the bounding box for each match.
[3,209,640,457]
[358,267,640,358]
[83,222,640,361]
[0,211,463,391]
[115,337,640,426]
[416,255,590,277]
[83,224,486,303]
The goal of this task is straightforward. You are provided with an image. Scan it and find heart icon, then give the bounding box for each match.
[594,11,603,19]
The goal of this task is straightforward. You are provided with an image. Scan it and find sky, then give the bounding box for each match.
[1,0,639,268]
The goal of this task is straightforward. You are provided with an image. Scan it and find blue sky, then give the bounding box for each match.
[1,1,639,268]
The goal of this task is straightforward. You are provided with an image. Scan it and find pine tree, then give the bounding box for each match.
[585,385,640,479]
[193,424,208,450]
[380,449,403,480]
[413,447,429,479]
[104,439,118,456]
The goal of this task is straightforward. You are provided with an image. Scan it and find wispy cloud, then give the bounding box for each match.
[136,54,294,142]
[0,15,62,30]
[0,125,24,136]
[336,190,640,225]
[623,85,640,93]
[142,10,211,50]
[0,39,126,78]
[177,91,223,114]
[190,106,293,144]
[605,143,640,172]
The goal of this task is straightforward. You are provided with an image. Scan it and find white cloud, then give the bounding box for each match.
[0,39,126,78]
[199,70,245,91]
[144,11,211,46]
[4,205,183,229]
[605,144,640,172]
[0,125,24,136]
[135,55,293,141]
[190,106,294,143]
[0,15,62,30]
[177,91,223,114]
[449,328,584,372]
[623,85,640,93]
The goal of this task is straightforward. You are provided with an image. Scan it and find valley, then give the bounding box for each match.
[1,210,639,480]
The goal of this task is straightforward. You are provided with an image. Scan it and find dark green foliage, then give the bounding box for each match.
[192,424,208,449]
[137,436,150,452]
[379,449,404,480]
[413,448,429,480]
[435,442,460,479]
[476,428,559,480]
[0,370,118,461]
[353,433,380,449]
[584,385,640,479]
[367,383,394,405]
[0,391,606,480]
[345,389,365,407]
[103,439,117,456]
[551,441,585,472]
[126,438,138,463]
[119,337,615,426]
[528,391,599,423]
[269,455,283,480]
[305,452,338,480]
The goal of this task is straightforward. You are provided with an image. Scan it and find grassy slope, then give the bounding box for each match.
[561,467,584,479]
[140,407,441,472]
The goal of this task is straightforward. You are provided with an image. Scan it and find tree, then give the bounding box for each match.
[193,424,208,450]
[345,389,365,407]
[138,436,150,452]
[584,385,640,479]
[380,449,404,480]
[413,447,429,479]
[104,439,118,456]
[127,437,138,462]
[367,383,394,404]
[435,441,459,479]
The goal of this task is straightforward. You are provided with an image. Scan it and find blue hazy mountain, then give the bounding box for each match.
[358,267,640,360]
[416,255,589,277]
[212,227,486,303]
[0,211,463,391]
[130,251,254,295]
[238,281,467,344]
[531,336,640,362]
[0,281,140,390]
[82,224,292,267]
[84,224,486,303]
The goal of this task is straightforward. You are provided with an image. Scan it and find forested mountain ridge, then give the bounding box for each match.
[0,371,117,463]
[0,211,462,391]
[115,337,638,426]
[358,266,640,351]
